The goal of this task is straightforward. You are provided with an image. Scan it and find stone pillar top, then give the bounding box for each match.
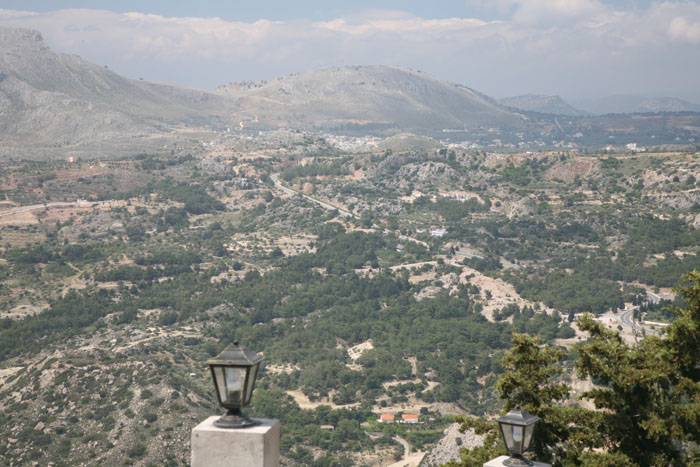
[192,416,280,467]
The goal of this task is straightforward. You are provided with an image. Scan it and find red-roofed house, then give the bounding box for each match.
[379,414,394,423]
[402,414,419,424]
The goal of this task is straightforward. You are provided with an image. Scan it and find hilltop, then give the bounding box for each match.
[216,65,528,132]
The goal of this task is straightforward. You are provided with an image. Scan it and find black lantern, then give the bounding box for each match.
[495,407,540,466]
[207,340,264,428]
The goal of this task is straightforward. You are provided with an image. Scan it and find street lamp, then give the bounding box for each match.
[495,407,540,466]
[207,340,264,428]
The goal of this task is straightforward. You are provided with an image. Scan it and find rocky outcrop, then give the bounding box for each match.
[654,190,700,210]
[420,423,484,466]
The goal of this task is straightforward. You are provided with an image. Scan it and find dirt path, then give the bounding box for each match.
[285,389,360,410]
[0,367,23,389]
[385,435,425,467]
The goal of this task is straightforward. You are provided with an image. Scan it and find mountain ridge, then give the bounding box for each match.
[0,27,231,149]
[216,65,529,131]
[1,26,699,158]
[572,94,700,115]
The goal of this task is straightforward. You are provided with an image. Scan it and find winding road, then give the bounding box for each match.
[0,199,100,218]
[271,173,354,217]
[619,309,638,331]
[271,173,430,249]
[618,307,664,336]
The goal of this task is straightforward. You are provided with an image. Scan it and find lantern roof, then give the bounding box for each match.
[496,407,540,427]
[207,340,264,367]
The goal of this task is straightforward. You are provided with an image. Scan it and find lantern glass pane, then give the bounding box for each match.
[224,367,246,406]
[523,423,535,451]
[500,423,515,452]
[213,366,227,404]
[245,364,258,404]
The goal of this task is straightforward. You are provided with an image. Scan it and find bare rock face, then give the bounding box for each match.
[504,196,537,218]
[367,154,465,192]
[0,27,228,156]
[414,286,442,301]
[396,162,460,185]
[654,190,700,210]
[421,423,484,466]
[0,28,45,46]
[692,213,700,229]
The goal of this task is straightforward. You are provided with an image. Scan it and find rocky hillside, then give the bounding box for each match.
[499,94,584,116]
[574,94,700,115]
[0,28,232,148]
[217,65,528,132]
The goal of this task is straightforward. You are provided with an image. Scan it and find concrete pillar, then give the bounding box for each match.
[191,416,280,467]
[484,456,551,466]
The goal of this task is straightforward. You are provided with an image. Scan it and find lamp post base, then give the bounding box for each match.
[484,455,550,467]
[214,408,259,429]
[503,455,534,466]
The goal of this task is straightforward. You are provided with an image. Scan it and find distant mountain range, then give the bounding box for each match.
[500,93,700,116]
[499,94,584,116]
[0,26,698,158]
[572,95,700,115]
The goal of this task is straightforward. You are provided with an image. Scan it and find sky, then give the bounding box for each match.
[0,1,698,102]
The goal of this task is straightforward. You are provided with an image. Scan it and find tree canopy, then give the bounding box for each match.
[453,271,700,466]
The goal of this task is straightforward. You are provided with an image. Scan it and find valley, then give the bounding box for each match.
[0,127,698,465]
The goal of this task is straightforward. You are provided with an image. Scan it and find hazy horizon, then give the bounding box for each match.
[1,0,699,103]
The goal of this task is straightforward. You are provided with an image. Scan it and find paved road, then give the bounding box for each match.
[619,309,638,331]
[618,308,662,336]
[0,200,100,218]
[271,174,354,217]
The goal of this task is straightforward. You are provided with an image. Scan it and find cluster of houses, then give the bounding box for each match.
[429,226,447,237]
[378,413,420,424]
[438,190,478,201]
[409,189,479,203]
[320,413,423,432]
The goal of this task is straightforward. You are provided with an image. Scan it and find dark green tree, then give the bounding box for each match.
[455,272,700,466]
[574,271,700,465]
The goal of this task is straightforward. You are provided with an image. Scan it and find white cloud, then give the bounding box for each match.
[0,3,697,101]
[313,11,489,36]
[0,9,38,19]
[668,16,700,44]
[511,0,609,25]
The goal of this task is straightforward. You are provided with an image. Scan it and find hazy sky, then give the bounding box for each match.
[0,1,698,102]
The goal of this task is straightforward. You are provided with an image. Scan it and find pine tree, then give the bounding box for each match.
[454,271,700,465]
